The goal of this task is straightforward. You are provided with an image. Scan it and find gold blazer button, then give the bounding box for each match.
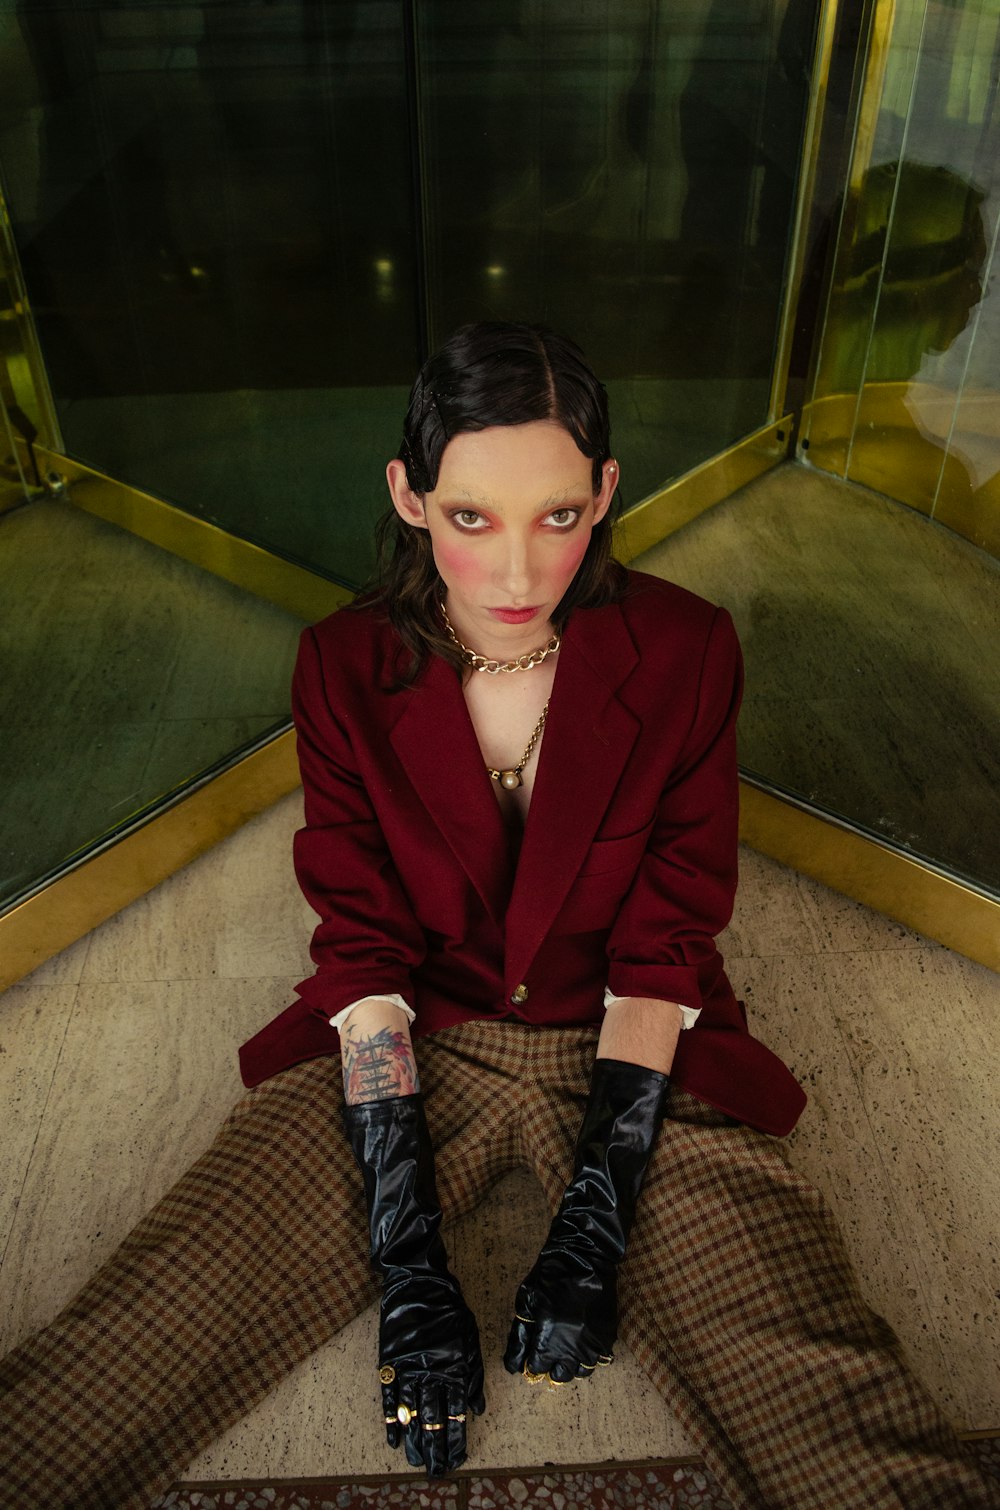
[510,983,529,1005]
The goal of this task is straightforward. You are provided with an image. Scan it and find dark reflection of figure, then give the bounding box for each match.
[678,0,817,272]
[817,158,994,549]
[9,0,417,398]
[822,160,987,387]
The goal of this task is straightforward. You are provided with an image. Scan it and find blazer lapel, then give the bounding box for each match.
[388,650,511,924]
[505,602,641,986]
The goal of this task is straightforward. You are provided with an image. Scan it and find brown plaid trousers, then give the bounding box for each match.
[0,1020,995,1508]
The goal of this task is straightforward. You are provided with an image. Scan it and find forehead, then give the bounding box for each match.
[434,421,592,506]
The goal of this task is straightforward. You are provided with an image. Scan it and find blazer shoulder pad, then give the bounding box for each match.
[306,595,392,655]
[620,568,724,638]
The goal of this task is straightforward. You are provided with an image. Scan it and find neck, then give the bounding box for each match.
[442,597,557,664]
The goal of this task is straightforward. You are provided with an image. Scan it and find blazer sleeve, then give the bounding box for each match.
[604,606,743,1016]
[290,625,427,1021]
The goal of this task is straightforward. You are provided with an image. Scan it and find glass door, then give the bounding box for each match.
[0,0,829,951]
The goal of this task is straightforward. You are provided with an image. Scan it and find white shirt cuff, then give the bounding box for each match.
[329,993,415,1033]
[603,987,700,1031]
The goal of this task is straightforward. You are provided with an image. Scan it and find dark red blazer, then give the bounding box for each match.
[239,569,806,1137]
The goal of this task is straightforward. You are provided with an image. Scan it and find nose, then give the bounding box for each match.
[495,531,535,602]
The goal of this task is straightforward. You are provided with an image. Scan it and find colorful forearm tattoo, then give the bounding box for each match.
[342,1023,420,1104]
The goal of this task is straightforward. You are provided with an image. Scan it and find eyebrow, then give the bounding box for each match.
[437,487,589,512]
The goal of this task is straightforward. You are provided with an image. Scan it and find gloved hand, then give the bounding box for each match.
[344,1093,485,1475]
[504,1057,670,1385]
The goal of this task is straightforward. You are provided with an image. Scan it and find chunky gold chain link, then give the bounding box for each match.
[440,601,560,673]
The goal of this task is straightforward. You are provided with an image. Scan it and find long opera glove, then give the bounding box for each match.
[504,1058,670,1383]
[344,1093,486,1475]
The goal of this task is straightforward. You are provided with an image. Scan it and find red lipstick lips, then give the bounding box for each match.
[488,606,541,624]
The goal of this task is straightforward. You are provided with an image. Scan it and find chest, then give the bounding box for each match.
[461,663,557,829]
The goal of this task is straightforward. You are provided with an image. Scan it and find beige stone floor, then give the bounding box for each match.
[1,792,998,1487]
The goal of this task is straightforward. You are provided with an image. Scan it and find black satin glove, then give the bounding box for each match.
[504,1057,670,1385]
[344,1093,485,1476]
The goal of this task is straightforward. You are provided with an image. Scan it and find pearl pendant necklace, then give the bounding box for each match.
[486,700,549,789]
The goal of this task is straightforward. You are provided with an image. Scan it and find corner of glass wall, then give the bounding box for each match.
[794,0,1000,911]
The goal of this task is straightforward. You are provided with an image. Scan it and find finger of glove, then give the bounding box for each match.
[466,1340,487,1416]
[380,1378,400,1448]
[420,1382,449,1479]
[548,1359,577,1384]
[525,1322,591,1380]
[443,1382,470,1473]
[503,1316,532,1374]
[398,1381,424,1470]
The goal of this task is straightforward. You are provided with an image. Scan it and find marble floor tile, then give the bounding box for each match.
[18,932,92,986]
[0,982,77,1259]
[814,946,1000,1427]
[81,796,311,986]
[0,975,294,1351]
[725,846,925,959]
[727,952,956,1417]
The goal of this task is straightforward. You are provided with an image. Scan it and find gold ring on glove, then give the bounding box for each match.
[523,1366,546,1384]
[384,1415,397,1425]
[596,1355,614,1367]
[379,1365,396,1384]
[422,1422,444,1432]
[396,1403,415,1425]
[448,1413,467,1422]
[545,1375,569,1389]
[514,1312,533,1323]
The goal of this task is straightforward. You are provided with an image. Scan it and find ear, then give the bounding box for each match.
[591,458,619,526]
[386,458,428,529]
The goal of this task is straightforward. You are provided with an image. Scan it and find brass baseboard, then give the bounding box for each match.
[4,743,996,993]
[615,417,793,561]
[34,445,353,622]
[0,729,300,994]
[740,779,999,974]
[800,388,1000,559]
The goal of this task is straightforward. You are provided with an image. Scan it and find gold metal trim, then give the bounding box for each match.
[800,389,1000,559]
[35,446,354,622]
[766,0,841,424]
[739,780,1000,975]
[0,179,62,451]
[614,417,793,562]
[848,0,900,195]
[0,729,300,994]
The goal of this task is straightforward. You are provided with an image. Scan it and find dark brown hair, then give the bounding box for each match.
[370,321,627,683]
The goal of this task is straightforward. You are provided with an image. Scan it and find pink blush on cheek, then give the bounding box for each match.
[552,536,590,588]
[431,537,488,591]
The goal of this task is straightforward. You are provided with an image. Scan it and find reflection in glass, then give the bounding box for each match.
[809,0,1000,558]
[416,0,816,502]
[3,0,418,584]
[0,0,821,914]
[789,0,1000,895]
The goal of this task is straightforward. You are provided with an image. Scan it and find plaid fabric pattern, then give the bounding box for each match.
[1,1021,995,1509]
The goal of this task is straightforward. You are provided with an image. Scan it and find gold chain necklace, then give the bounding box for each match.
[440,602,560,675]
[487,701,550,790]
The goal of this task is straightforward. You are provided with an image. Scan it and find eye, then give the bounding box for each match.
[544,507,581,528]
[450,509,489,531]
